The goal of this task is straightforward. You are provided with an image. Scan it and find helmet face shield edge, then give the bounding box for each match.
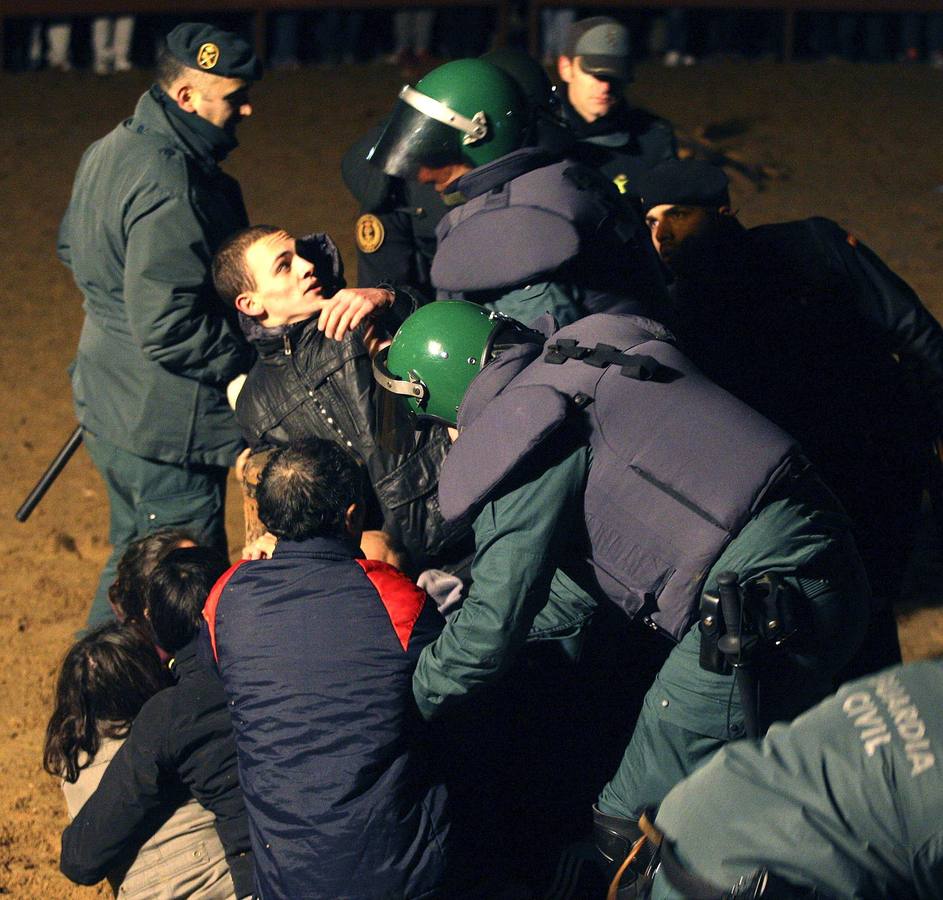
[368,59,529,177]
[367,94,465,180]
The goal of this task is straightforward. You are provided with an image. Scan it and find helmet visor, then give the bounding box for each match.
[367,97,462,180]
[372,346,428,451]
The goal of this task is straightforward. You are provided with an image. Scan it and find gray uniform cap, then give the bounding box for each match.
[564,16,632,81]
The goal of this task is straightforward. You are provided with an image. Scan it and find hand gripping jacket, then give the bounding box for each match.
[438,314,800,640]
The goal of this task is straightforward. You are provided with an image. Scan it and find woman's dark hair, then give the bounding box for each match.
[108,528,197,623]
[256,438,364,542]
[43,623,169,784]
[145,546,230,654]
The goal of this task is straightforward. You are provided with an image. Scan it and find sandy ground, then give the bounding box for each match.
[1,59,941,896]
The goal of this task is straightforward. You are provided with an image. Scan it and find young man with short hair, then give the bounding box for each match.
[212,225,466,573]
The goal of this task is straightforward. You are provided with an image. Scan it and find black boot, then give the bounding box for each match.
[592,806,654,899]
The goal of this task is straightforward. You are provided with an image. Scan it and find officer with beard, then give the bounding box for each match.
[639,158,943,679]
[58,23,261,626]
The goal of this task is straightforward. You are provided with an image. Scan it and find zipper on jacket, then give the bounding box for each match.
[282,333,292,356]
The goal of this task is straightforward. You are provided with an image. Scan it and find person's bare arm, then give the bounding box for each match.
[241,449,273,553]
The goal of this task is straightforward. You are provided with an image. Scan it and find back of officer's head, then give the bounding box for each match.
[145,546,230,654]
[256,439,365,543]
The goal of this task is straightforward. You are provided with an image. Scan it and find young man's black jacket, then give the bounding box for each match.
[235,282,466,571]
[60,638,253,896]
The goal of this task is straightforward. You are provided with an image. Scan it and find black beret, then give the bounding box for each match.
[637,160,730,212]
[166,22,262,82]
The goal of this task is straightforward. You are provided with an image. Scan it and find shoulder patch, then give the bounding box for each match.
[356,559,427,651]
[355,213,385,254]
[613,173,629,195]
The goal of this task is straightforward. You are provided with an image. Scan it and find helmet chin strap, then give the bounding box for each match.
[399,85,488,146]
[371,349,427,403]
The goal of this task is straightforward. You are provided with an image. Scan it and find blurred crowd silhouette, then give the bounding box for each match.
[5,8,943,73]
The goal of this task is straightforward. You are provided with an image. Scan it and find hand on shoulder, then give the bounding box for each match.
[317,288,395,341]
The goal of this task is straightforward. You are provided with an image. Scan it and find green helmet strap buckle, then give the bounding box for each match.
[372,349,428,406]
[374,301,507,426]
[400,85,489,146]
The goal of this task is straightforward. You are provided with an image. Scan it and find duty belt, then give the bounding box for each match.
[639,813,820,900]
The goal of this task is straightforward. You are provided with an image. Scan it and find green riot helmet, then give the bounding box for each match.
[480,47,569,152]
[367,59,529,180]
[480,48,559,126]
[373,301,540,428]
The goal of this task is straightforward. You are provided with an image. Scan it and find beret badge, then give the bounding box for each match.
[197,42,219,70]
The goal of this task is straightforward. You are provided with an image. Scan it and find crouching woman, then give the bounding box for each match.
[43,621,244,898]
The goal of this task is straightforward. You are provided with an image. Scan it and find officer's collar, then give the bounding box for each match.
[151,84,239,164]
[561,94,632,148]
[450,147,561,200]
[457,330,549,431]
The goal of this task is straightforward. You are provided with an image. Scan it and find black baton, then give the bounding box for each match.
[15,425,84,522]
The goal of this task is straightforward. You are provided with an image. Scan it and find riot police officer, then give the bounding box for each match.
[367,58,667,326]
[373,300,871,893]
[341,48,569,297]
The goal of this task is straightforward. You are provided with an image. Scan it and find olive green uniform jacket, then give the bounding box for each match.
[653,660,943,899]
[58,86,251,467]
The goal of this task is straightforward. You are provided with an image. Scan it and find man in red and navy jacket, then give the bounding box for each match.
[203,438,449,900]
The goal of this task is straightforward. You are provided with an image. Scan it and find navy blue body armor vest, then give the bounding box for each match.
[439,314,800,639]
